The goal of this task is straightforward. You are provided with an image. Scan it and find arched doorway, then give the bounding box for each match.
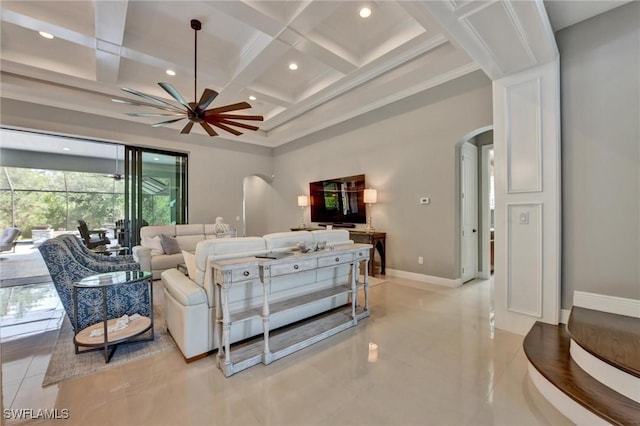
[242,174,274,237]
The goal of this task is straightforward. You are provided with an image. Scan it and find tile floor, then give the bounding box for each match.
[1,276,571,426]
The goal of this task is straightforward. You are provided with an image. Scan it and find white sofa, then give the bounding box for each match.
[132,224,231,280]
[161,230,355,361]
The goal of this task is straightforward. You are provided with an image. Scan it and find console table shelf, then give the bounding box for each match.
[213,244,371,377]
[229,285,351,323]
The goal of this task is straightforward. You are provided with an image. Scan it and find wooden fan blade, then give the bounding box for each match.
[209,113,264,121]
[216,118,259,132]
[181,122,194,134]
[121,88,184,112]
[204,102,251,115]
[200,122,218,137]
[126,112,185,117]
[151,117,186,127]
[206,119,243,136]
[196,89,219,111]
[113,98,184,114]
[158,83,195,113]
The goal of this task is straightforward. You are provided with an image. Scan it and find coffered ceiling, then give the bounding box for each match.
[0,1,627,148]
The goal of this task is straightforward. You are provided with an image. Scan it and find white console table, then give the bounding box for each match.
[213,243,371,377]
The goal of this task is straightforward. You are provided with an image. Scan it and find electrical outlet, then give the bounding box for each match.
[420,197,430,204]
[418,256,424,265]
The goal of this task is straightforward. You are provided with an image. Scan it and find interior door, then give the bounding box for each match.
[461,142,478,283]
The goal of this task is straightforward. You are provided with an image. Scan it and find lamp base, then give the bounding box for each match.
[365,216,375,232]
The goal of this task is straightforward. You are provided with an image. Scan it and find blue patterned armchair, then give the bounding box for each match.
[56,234,137,270]
[38,238,151,331]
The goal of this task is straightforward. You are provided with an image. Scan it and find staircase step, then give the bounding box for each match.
[568,306,640,377]
[524,322,640,426]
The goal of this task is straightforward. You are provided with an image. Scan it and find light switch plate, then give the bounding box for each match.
[519,211,529,225]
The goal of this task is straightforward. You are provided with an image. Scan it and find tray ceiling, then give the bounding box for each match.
[0,1,623,147]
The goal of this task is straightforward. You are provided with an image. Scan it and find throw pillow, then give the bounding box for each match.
[182,250,198,280]
[142,236,164,256]
[160,234,181,255]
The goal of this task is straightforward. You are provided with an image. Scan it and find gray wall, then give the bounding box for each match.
[557,1,640,304]
[272,70,492,279]
[0,99,274,230]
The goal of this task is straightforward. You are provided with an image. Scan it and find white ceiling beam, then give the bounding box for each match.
[94,1,128,83]
[262,31,450,131]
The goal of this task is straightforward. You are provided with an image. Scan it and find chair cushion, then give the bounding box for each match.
[142,236,164,256]
[160,234,181,255]
[151,253,183,271]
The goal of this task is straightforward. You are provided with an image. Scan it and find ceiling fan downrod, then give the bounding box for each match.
[191,19,201,105]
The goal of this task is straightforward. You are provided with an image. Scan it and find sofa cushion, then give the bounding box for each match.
[176,224,205,236]
[175,235,203,252]
[182,250,198,280]
[160,234,181,255]
[151,253,184,271]
[263,231,312,252]
[142,236,164,256]
[311,230,353,247]
[141,225,176,239]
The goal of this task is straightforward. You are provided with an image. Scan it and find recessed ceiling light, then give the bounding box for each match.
[39,31,54,39]
[289,63,298,71]
[359,7,372,18]
[249,95,256,101]
[62,147,71,151]
[166,69,176,76]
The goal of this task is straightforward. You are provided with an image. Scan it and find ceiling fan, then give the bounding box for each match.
[113,19,263,137]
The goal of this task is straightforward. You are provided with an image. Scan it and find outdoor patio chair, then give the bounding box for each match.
[38,238,151,331]
[77,219,110,249]
[56,235,138,271]
[0,227,21,260]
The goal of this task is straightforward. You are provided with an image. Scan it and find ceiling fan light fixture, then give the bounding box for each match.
[288,63,298,71]
[166,69,176,76]
[39,31,54,39]
[115,18,263,138]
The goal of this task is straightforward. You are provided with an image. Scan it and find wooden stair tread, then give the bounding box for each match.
[524,322,640,426]
[568,307,640,377]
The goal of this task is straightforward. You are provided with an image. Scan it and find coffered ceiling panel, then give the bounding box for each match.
[1,0,598,147]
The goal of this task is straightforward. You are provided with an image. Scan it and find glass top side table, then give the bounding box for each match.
[73,270,154,362]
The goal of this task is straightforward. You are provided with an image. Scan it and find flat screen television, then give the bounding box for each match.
[309,174,366,225]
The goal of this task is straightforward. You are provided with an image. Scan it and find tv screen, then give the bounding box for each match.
[309,174,366,224]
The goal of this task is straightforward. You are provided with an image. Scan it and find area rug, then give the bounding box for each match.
[42,307,176,387]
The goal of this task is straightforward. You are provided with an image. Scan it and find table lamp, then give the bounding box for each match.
[364,188,377,232]
[297,195,308,228]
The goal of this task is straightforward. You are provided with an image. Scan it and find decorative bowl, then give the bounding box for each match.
[297,241,318,253]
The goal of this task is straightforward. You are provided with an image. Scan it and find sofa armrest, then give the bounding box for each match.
[161,269,207,307]
[132,245,152,272]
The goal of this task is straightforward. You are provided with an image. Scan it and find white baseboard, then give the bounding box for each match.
[385,268,462,288]
[528,363,610,426]
[573,291,640,318]
[560,309,571,324]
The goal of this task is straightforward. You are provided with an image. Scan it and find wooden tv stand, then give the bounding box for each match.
[290,227,386,277]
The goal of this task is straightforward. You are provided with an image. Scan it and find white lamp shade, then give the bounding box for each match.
[363,188,377,204]
[297,195,308,207]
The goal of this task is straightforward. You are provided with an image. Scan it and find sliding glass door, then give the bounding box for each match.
[124,147,187,246]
